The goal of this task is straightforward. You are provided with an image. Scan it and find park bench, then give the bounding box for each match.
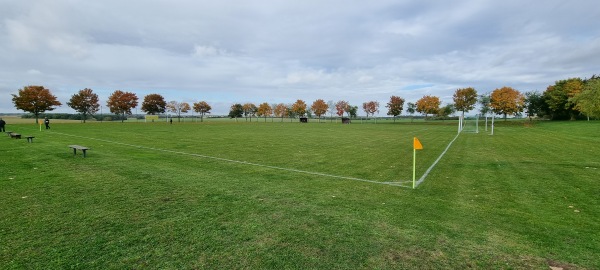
[68,145,91,158]
[9,133,21,139]
[26,136,35,143]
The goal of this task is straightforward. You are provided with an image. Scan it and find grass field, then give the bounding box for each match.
[1,118,598,269]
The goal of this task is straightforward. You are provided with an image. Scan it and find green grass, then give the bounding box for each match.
[1,120,598,269]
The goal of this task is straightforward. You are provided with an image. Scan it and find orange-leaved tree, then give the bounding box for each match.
[292,99,307,118]
[166,101,191,122]
[242,103,257,121]
[12,85,62,124]
[490,86,525,120]
[311,99,328,122]
[453,87,478,119]
[107,90,138,122]
[386,95,405,122]
[67,88,99,123]
[273,103,287,122]
[193,101,211,122]
[416,95,441,119]
[257,102,273,122]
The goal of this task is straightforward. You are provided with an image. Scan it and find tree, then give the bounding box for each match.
[386,96,405,122]
[242,103,257,121]
[524,91,545,121]
[67,88,99,123]
[193,101,211,122]
[438,104,455,119]
[228,103,243,121]
[362,101,380,123]
[415,95,441,119]
[335,100,349,119]
[327,100,336,122]
[490,86,525,120]
[571,76,600,120]
[141,94,166,115]
[544,78,584,120]
[311,99,328,122]
[453,87,478,119]
[12,85,62,124]
[406,102,416,122]
[274,103,287,122]
[256,102,273,122]
[478,94,492,116]
[107,90,138,122]
[166,101,191,122]
[291,99,307,118]
[347,105,358,118]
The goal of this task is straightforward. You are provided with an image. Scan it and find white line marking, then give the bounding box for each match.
[414,132,461,187]
[49,131,414,188]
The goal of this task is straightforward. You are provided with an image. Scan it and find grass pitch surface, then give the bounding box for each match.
[1,119,598,269]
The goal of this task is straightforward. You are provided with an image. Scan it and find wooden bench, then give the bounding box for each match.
[9,133,21,139]
[26,136,35,143]
[68,145,91,157]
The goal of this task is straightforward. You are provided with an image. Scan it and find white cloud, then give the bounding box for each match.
[1,0,599,115]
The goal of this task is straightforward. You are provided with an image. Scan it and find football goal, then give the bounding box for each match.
[459,114,479,134]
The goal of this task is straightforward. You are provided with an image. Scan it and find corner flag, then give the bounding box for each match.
[412,137,423,189]
[413,137,423,150]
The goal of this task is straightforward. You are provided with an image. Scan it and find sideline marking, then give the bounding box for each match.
[48,131,414,188]
[414,132,461,187]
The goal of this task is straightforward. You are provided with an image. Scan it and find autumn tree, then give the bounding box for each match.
[415,95,441,119]
[335,100,349,119]
[256,102,273,122]
[12,85,62,124]
[141,94,166,115]
[67,88,99,123]
[362,101,379,123]
[453,87,478,119]
[406,102,416,122]
[386,96,405,122]
[193,101,212,122]
[107,90,138,122]
[242,103,257,121]
[490,86,525,120]
[166,101,191,122]
[544,78,584,120]
[292,99,307,118]
[229,103,243,121]
[273,103,287,122]
[311,99,328,122]
[571,76,600,120]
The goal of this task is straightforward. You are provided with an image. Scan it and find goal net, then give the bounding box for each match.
[459,114,479,133]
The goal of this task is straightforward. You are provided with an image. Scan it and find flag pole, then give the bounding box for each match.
[412,147,416,189]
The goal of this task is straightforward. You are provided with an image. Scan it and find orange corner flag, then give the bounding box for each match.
[413,137,423,150]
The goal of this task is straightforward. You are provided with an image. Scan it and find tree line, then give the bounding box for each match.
[10,75,600,124]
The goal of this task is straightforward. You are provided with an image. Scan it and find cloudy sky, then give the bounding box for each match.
[1,0,599,115]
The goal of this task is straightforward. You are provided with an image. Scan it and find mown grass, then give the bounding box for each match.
[1,119,598,269]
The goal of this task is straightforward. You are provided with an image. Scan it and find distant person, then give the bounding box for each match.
[170,118,173,124]
[44,117,50,129]
[0,118,5,132]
